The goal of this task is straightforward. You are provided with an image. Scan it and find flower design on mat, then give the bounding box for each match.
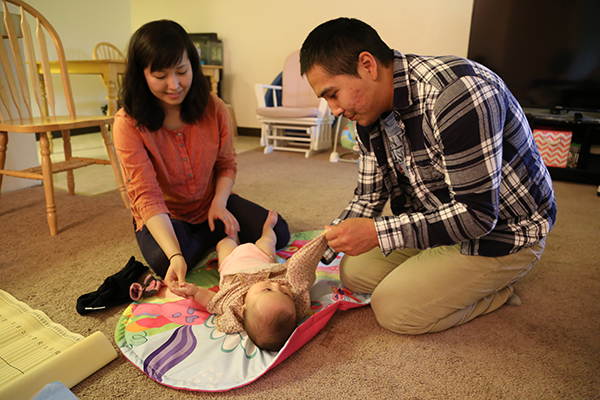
[190,366,225,390]
[310,300,323,312]
[204,314,258,358]
[276,239,309,259]
[170,306,206,324]
[332,286,360,303]
[124,297,211,340]
[204,257,219,271]
[121,329,148,349]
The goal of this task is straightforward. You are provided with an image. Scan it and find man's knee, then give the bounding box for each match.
[371,302,430,335]
[371,284,433,335]
[339,256,377,294]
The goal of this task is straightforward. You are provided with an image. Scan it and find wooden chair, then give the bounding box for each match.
[0,0,129,235]
[93,42,124,113]
[93,42,124,61]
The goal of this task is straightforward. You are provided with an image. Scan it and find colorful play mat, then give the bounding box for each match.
[115,231,371,392]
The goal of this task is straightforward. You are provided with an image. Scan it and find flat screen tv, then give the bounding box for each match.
[467,0,600,114]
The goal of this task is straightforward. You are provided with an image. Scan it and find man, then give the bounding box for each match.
[300,18,556,334]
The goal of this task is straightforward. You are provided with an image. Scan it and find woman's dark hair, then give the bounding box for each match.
[300,17,394,77]
[121,20,210,131]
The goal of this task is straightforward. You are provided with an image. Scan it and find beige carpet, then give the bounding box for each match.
[1,147,599,399]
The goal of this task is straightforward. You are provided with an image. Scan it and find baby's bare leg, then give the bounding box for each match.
[217,236,239,266]
[255,210,279,262]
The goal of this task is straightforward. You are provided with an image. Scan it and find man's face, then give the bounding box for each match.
[306,64,382,126]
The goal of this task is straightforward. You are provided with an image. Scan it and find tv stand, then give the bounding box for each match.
[525,111,600,185]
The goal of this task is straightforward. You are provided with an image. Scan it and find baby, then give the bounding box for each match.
[182,210,327,351]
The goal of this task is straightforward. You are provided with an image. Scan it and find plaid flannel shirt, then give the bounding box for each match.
[323,51,556,263]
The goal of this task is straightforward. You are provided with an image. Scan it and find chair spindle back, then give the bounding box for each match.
[0,0,76,123]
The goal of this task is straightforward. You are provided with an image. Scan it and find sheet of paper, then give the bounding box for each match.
[0,290,117,400]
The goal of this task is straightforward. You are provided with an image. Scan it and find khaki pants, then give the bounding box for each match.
[339,239,546,334]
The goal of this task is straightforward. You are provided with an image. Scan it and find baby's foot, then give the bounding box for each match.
[265,210,278,229]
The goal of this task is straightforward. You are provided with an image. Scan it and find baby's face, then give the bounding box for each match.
[246,281,295,312]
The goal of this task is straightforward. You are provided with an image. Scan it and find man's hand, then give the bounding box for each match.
[324,218,379,256]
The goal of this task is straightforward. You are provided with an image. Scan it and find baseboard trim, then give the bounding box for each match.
[237,127,260,137]
[37,126,262,140]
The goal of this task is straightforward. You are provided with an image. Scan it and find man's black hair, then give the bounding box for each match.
[300,17,394,77]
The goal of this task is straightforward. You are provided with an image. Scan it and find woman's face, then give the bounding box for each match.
[144,51,193,111]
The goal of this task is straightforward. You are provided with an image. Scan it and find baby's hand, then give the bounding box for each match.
[178,282,198,298]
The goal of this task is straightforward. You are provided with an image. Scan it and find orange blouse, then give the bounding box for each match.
[113,94,237,230]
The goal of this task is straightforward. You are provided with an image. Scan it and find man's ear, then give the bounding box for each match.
[358,51,378,79]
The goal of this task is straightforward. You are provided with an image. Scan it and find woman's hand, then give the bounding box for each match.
[145,214,190,294]
[164,255,189,296]
[209,176,238,238]
[208,202,240,238]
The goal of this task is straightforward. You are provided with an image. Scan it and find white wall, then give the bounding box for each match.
[27,0,132,117]
[130,0,474,128]
[2,0,474,193]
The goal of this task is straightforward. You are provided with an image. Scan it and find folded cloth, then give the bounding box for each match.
[32,381,80,400]
[76,256,148,315]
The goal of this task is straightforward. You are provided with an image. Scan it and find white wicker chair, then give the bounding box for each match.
[255,50,334,158]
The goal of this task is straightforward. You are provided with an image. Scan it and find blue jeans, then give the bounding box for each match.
[135,194,290,278]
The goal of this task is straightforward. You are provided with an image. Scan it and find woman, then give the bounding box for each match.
[114,20,290,296]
